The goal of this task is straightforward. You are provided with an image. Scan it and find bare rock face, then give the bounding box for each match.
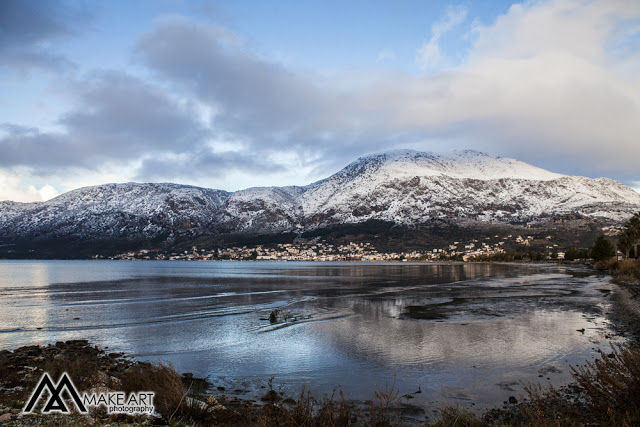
[1,150,639,245]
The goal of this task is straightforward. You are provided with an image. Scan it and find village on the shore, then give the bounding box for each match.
[105,225,623,262]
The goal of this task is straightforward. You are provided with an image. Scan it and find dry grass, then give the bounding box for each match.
[41,352,104,392]
[255,379,404,427]
[367,377,403,427]
[571,344,640,417]
[257,383,357,427]
[595,259,640,283]
[518,382,584,427]
[315,389,355,426]
[117,361,185,421]
[615,259,640,282]
[593,258,619,271]
[428,406,488,427]
[503,344,640,426]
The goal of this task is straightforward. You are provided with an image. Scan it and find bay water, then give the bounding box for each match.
[0,260,619,413]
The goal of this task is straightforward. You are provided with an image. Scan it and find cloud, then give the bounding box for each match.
[416,5,468,69]
[0,170,59,202]
[135,150,286,182]
[3,0,640,199]
[135,16,333,142]
[132,4,640,182]
[0,66,294,189]
[0,70,210,171]
[0,0,85,72]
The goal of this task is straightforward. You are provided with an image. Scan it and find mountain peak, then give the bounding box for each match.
[342,149,564,181]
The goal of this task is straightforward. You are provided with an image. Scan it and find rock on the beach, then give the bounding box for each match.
[0,413,12,422]
[206,395,225,410]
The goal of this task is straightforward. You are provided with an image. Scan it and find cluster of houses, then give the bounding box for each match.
[107,232,572,262]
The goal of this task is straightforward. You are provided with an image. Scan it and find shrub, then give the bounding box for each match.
[594,258,618,271]
[571,344,640,419]
[367,377,403,426]
[117,361,185,420]
[615,259,640,282]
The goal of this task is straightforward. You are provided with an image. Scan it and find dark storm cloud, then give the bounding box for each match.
[0,0,85,72]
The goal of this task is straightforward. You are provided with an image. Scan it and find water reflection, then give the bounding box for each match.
[0,260,619,409]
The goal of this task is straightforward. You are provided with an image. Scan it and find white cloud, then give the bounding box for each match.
[0,170,59,202]
[416,5,468,69]
[404,0,640,177]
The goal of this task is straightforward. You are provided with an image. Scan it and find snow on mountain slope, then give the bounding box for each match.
[0,150,639,242]
[298,150,639,226]
[299,150,561,213]
[222,186,305,232]
[0,183,229,240]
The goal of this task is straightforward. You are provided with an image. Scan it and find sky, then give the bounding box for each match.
[1,0,639,202]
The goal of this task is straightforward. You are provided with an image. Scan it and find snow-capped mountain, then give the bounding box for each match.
[297,150,640,228]
[0,183,229,241]
[1,150,639,247]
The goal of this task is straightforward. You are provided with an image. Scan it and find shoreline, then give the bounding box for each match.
[609,281,640,346]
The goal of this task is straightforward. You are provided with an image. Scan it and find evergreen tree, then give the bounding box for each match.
[590,235,616,261]
[565,247,579,261]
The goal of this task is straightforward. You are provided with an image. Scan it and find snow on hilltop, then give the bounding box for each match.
[1,149,639,241]
[331,149,565,182]
[297,150,640,227]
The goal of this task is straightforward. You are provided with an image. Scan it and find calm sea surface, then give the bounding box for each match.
[0,260,620,412]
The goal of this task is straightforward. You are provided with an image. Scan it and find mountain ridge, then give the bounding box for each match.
[1,150,639,256]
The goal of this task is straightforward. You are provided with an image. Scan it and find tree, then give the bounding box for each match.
[551,249,559,260]
[618,231,633,260]
[565,247,587,261]
[627,212,640,258]
[618,211,640,259]
[590,235,616,261]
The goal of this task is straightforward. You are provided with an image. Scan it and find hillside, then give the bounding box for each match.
[1,150,639,257]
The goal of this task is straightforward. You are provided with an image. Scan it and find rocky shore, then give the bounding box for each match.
[610,280,640,346]
[0,340,155,425]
